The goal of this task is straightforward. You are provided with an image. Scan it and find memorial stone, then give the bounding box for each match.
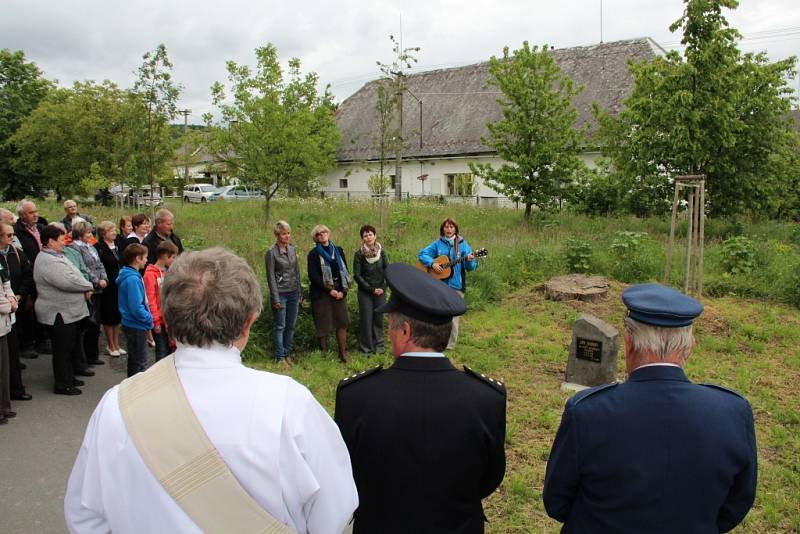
[564,314,619,388]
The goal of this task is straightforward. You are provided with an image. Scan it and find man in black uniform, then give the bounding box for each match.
[543,284,757,533]
[335,263,506,534]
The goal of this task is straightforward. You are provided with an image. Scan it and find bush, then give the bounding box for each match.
[564,237,592,273]
[721,236,756,275]
[609,231,660,283]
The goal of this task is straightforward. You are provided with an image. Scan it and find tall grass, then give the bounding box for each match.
[14,198,800,358]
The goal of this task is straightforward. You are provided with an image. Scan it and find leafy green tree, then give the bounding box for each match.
[130,44,181,194]
[595,0,797,217]
[0,49,52,199]
[469,42,586,217]
[205,44,340,223]
[9,81,134,199]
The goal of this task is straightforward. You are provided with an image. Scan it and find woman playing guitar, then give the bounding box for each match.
[417,217,477,350]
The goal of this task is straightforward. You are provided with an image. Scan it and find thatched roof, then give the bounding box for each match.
[335,38,663,162]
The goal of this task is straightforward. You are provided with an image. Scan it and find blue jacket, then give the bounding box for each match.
[418,236,477,291]
[116,266,153,331]
[543,365,757,533]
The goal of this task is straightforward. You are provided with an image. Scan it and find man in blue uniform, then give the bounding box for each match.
[335,263,506,534]
[543,283,757,533]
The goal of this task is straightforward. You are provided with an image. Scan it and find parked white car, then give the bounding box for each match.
[218,185,266,200]
[182,184,220,203]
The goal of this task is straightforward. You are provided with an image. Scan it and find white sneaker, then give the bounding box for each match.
[108,349,120,357]
[118,348,127,355]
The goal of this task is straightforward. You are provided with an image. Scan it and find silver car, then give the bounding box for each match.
[217,185,266,200]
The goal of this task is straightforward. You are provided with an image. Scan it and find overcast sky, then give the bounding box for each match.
[2,0,798,123]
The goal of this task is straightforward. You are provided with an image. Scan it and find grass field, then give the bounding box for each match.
[17,198,800,532]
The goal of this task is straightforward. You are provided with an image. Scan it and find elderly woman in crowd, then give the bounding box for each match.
[0,225,20,424]
[116,216,133,255]
[95,221,124,357]
[307,224,350,363]
[265,220,302,366]
[353,224,388,355]
[0,222,33,402]
[70,221,108,367]
[33,224,93,395]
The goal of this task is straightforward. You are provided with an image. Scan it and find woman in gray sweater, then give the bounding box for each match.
[33,224,93,395]
[265,220,302,366]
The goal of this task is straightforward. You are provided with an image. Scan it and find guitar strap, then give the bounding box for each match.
[118,355,296,534]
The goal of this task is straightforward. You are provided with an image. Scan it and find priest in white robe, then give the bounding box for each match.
[65,247,358,534]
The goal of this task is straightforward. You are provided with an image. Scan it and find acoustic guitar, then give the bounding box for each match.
[415,248,488,281]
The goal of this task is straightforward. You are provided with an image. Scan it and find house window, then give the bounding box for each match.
[446,173,475,196]
[389,174,397,189]
[339,179,348,189]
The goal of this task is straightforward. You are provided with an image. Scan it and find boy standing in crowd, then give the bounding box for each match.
[143,241,178,361]
[117,244,153,377]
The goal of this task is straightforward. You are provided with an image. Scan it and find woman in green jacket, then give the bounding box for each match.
[353,224,388,355]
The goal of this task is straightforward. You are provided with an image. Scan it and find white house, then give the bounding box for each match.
[321,38,666,203]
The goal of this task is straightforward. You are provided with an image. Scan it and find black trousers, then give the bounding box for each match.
[49,315,82,390]
[7,323,25,395]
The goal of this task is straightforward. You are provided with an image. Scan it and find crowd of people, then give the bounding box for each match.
[0,200,183,421]
[0,199,757,532]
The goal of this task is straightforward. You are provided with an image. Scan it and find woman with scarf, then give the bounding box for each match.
[307,224,350,363]
[353,224,388,355]
[418,217,477,350]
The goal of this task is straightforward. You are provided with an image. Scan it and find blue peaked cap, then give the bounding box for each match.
[622,283,703,328]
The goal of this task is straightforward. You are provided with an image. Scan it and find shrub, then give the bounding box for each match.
[609,231,660,283]
[564,237,592,273]
[721,236,756,275]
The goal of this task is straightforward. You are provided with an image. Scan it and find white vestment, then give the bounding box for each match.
[65,344,358,534]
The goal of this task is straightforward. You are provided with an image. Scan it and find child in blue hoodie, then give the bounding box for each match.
[117,243,153,377]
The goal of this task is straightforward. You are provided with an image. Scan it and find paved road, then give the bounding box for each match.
[0,348,128,534]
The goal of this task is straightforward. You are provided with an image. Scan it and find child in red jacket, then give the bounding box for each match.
[143,240,179,361]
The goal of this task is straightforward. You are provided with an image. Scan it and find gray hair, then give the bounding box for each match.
[311,224,330,242]
[155,208,174,225]
[389,312,452,352]
[63,199,77,208]
[71,220,92,241]
[0,208,14,224]
[273,220,291,236]
[624,317,694,359]
[16,199,35,216]
[161,247,263,348]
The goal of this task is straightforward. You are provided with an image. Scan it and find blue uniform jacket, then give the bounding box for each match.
[116,266,154,331]
[418,236,477,291]
[543,365,757,533]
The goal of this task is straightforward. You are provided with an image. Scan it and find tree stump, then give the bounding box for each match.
[543,274,609,303]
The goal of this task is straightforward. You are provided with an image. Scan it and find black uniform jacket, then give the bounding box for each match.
[543,365,758,533]
[334,356,506,534]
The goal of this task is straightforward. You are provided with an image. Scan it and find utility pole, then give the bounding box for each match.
[178,109,191,190]
[394,76,403,201]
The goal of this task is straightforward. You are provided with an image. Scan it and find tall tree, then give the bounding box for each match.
[470,42,586,217]
[0,49,52,199]
[130,44,181,195]
[205,44,340,224]
[9,81,134,199]
[595,0,797,217]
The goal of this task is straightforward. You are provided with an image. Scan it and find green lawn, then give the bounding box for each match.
[19,197,800,532]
